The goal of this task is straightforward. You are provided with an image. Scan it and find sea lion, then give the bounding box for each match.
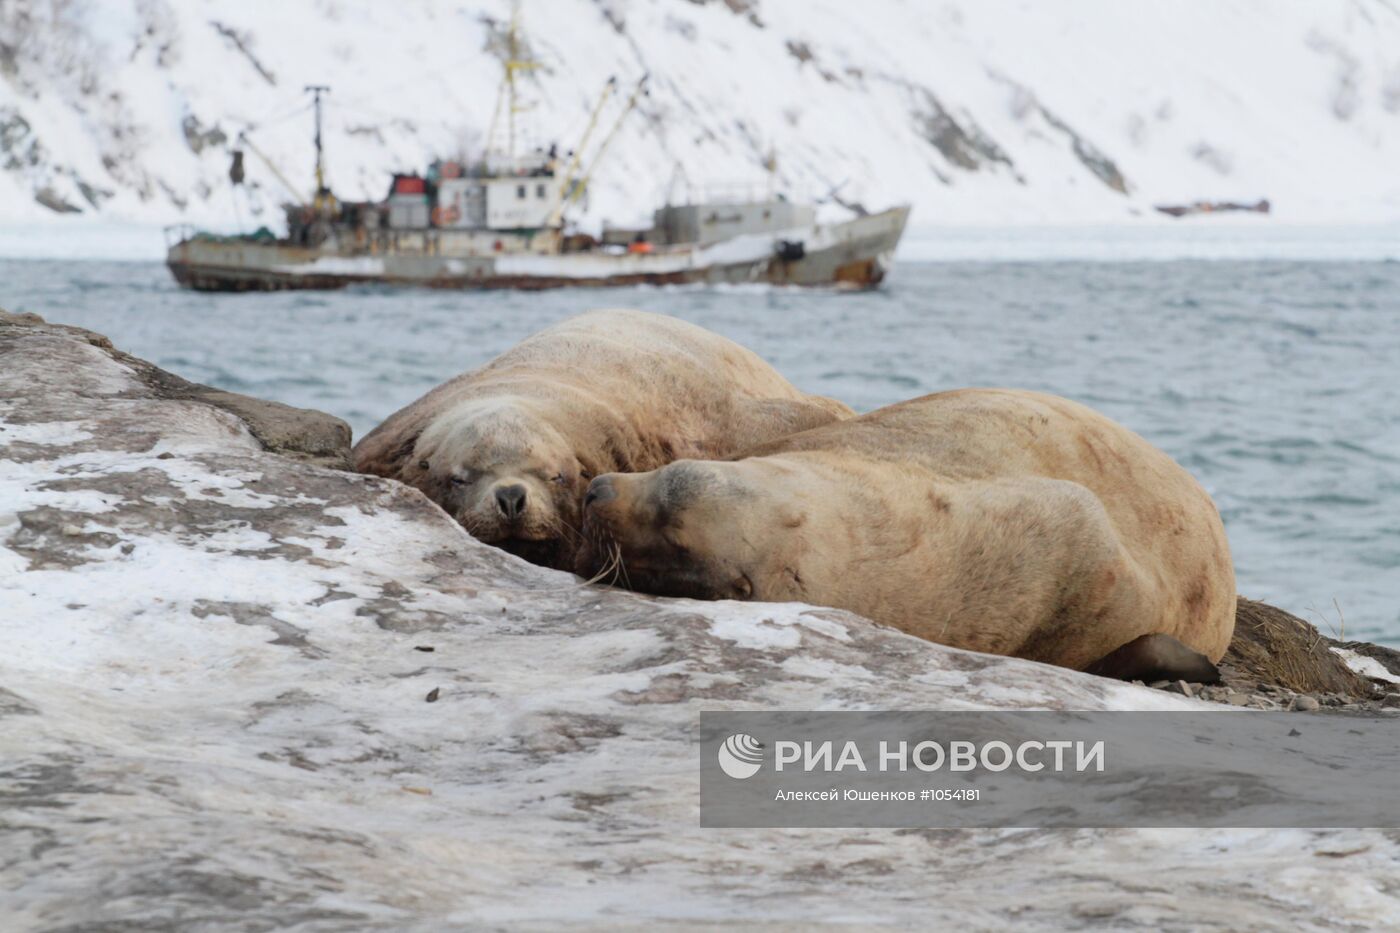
[353,309,852,570]
[580,388,1236,679]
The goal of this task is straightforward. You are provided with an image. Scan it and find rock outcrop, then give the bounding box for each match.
[0,311,352,469]
[3,311,1399,929]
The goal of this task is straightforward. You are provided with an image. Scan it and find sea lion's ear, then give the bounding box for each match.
[387,431,426,476]
[353,427,423,479]
[574,450,601,480]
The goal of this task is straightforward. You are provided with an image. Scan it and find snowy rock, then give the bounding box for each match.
[3,310,1400,928]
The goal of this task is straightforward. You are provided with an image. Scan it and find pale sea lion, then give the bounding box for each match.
[580,389,1236,680]
[353,309,853,570]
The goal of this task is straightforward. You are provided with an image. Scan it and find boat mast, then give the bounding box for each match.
[486,1,538,167]
[305,84,331,207]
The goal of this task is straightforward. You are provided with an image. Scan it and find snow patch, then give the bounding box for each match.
[1333,647,1400,685]
[703,600,852,649]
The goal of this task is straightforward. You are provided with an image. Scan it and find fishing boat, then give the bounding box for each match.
[165,9,908,293]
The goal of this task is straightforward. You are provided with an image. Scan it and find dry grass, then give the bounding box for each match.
[1222,597,1372,699]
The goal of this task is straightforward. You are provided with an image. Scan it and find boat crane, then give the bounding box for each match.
[563,75,649,216]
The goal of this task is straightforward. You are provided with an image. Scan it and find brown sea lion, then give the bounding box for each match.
[580,388,1236,679]
[353,309,852,570]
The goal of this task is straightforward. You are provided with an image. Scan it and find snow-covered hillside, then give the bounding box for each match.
[2,0,1400,236]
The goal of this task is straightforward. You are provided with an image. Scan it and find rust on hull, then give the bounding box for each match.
[167,262,887,292]
[170,261,711,292]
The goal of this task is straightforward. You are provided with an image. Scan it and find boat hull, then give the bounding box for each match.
[166,207,910,292]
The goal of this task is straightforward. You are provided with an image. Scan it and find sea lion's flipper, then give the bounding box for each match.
[1084,633,1222,684]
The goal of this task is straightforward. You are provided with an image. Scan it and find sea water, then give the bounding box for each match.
[3,258,1396,644]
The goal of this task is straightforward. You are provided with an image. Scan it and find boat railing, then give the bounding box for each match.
[670,181,775,206]
[478,152,558,178]
[163,224,197,248]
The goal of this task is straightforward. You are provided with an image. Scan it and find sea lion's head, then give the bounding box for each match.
[411,399,594,568]
[579,459,810,601]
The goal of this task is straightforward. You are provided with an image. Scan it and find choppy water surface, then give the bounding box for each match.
[4,259,1397,644]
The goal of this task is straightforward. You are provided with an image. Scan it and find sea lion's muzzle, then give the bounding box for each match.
[579,474,646,573]
[579,469,757,601]
[493,482,529,521]
[583,475,617,510]
[580,475,625,541]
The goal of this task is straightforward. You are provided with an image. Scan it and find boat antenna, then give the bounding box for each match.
[665,161,692,206]
[305,84,331,204]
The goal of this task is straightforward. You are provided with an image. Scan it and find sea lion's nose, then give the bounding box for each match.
[583,476,617,511]
[494,483,528,521]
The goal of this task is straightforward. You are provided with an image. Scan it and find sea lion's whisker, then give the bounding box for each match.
[548,514,579,542]
[613,541,633,591]
[597,546,622,588]
[604,542,618,587]
[594,540,622,589]
[579,548,618,587]
[574,525,621,588]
